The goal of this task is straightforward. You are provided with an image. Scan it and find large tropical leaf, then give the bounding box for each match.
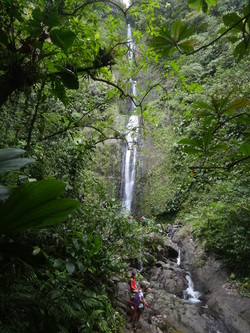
[224,97,250,113]
[150,21,194,56]
[0,148,34,174]
[0,185,11,203]
[0,180,80,234]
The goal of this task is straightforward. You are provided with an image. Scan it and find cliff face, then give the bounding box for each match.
[112,225,250,333]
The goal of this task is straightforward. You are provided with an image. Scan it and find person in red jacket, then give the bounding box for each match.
[129,271,138,298]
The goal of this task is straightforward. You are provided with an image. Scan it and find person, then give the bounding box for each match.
[130,282,149,325]
[129,271,138,299]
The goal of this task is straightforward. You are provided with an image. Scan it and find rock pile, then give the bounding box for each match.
[111,224,250,333]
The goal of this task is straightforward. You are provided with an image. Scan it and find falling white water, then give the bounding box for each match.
[121,24,139,212]
[123,0,130,8]
[177,249,181,266]
[184,275,202,304]
[127,24,134,65]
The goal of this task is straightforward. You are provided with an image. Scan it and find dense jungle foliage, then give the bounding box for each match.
[0,0,249,331]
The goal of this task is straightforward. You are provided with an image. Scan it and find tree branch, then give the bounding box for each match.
[212,112,250,134]
[189,155,250,171]
[25,81,45,150]
[184,12,250,55]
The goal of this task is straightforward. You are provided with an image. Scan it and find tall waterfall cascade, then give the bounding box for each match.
[121,24,139,213]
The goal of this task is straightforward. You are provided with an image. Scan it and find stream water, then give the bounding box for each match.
[167,230,231,333]
[184,274,202,304]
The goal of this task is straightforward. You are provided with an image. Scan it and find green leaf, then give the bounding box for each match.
[206,0,216,4]
[51,78,68,105]
[32,7,44,22]
[0,148,34,174]
[183,147,202,154]
[240,143,250,156]
[188,0,200,7]
[225,97,250,112]
[91,236,101,254]
[178,39,195,53]
[0,158,35,174]
[202,1,208,14]
[59,68,79,89]
[210,143,228,152]
[188,0,216,12]
[223,13,243,30]
[66,262,75,274]
[0,185,11,203]
[172,20,182,40]
[0,180,80,234]
[44,11,61,27]
[0,148,27,161]
[175,22,193,41]
[178,138,203,147]
[192,101,215,112]
[202,132,213,149]
[151,22,194,56]
[233,40,248,62]
[50,28,76,51]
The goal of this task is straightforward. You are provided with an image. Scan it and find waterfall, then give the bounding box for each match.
[121,24,139,213]
[184,274,202,304]
[177,249,181,266]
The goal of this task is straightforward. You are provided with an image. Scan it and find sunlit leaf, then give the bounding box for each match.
[188,0,215,12]
[225,97,250,112]
[66,262,76,274]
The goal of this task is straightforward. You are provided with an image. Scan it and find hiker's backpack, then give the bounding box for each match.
[133,291,140,307]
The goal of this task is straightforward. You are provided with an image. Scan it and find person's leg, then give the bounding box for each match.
[137,309,142,321]
[130,307,137,325]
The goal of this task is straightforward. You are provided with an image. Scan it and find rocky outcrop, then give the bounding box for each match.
[112,225,250,333]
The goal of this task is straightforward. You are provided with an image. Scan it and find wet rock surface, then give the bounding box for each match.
[112,225,250,333]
